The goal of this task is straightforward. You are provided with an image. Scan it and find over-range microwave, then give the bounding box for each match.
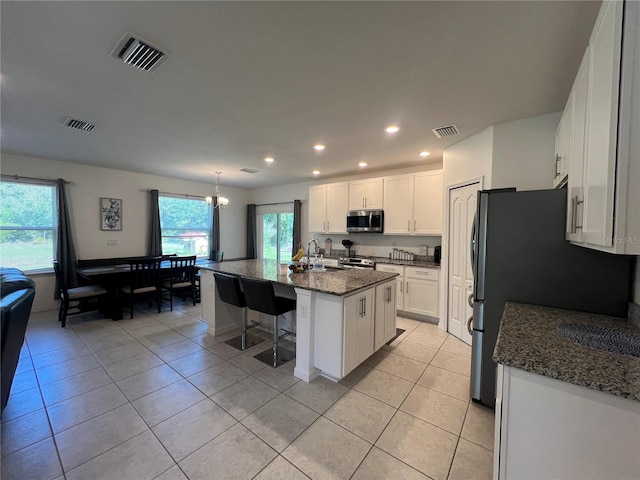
[346,209,384,233]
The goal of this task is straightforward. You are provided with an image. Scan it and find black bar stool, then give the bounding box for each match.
[240,277,296,367]
[214,273,264,350]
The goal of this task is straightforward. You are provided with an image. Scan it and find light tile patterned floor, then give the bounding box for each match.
[1,300,494,480]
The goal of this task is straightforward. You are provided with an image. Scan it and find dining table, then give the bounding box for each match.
[76,258,215,320]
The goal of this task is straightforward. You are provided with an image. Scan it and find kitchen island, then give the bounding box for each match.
[199,259,398,383]
[492,302,640,479]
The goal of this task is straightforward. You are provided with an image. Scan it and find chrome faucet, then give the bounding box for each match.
[307,239,319,268]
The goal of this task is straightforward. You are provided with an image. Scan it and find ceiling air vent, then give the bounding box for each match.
[64,118,95,132]
[240,168,259,174]
[111,33,167,72]
[432,124,460,138]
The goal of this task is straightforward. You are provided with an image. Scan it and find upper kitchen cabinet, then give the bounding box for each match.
[348,177,383,210]
[565,0,640,254]
[309,182,349,234]
[553,95,571,189]
[383,171,443,235]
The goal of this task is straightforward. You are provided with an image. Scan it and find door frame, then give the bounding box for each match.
[439,176,484,334]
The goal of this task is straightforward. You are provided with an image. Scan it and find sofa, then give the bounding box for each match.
[1,267,35,412]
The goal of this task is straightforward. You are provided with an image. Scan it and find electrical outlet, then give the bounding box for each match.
[106,239,117,246]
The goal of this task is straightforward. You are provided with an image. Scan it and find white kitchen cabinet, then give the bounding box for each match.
[348,177,383,210]
[374,282,396,350]
[343,288,375,375]
[495,364,640,480]
[375,264,439,319]
[413,171,444,235]
[308,182,349,234]
[404,267,439,318]
[565,0,640,254]
[553,95,571,189]
[375,263,404,311]
[383,171,443,236]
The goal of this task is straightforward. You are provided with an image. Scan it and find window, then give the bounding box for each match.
[257,204,294,262]
[0,180,57,271]
[159,195,211,257]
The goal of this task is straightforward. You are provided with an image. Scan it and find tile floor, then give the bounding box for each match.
[1,299,494,480]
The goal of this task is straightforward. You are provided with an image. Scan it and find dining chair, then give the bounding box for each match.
[162,256,197,311]
[53,260,107,328]
[120,257,162,318]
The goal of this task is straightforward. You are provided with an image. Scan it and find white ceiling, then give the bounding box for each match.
[1,1,600,189]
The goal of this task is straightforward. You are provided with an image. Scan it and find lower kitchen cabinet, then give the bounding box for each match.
[404,267,439,318]
[313,280,395,380]
[495,364,640,480]
[375,263,404,311]
[374,282,396,350]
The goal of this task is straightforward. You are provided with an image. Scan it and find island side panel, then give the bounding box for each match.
[312,292,346,381]
[293,288,321,382]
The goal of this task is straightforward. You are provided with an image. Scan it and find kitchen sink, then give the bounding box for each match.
[556,323,640,357]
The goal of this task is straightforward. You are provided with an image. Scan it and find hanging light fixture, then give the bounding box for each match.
[206,171,229,208]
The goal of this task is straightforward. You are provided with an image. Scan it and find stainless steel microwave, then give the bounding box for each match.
[346,209,384,233]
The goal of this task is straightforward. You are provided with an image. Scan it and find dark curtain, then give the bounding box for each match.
[246,204,257,259]
[209,197,220,260]
[292,199,302,256]
[148,189,162,256]
[54,178,77,299]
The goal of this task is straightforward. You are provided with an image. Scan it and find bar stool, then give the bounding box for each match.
[240,277,296,368]
[214,273,264,350]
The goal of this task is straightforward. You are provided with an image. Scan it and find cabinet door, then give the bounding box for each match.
[343,289,374,376]
[581,0,623,247]
[375,264,404,311]
[566,51,589,242]
[348,181,367,210]
[414,171,443,235]
[405,279,438,317]
[309,185,327,233]
[383,175,413,234]
[384,283,397,344]
[326,182,349,233]
[553,102,571,189]
[364,178,384,209]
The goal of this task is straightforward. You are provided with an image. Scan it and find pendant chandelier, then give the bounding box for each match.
[206,171,229,208]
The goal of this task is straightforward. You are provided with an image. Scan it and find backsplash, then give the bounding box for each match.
[629,302,640,329]
[310,233,442,258]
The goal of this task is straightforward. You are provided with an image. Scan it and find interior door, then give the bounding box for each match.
[447,182,478,344]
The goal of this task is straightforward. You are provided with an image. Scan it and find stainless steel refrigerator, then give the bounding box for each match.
[469,188,630,408]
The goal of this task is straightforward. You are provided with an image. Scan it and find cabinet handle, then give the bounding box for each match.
[575,199,583,231]
[400,281,403,293]
[363,197,366,208]
[407,220,410,231]
[406,282,409,294]
[414,220,416,231]
[323,221,326,232]
[570,195,584,233]
[554,155,561,178]
[326,221,329,231]
[363,297,366,316]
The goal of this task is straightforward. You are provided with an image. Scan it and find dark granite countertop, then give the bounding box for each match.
[493,302,640,402]
[199,259,398,296]
[374,258,441,269]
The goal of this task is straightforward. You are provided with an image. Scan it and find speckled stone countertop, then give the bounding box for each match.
[199,259,398,296]
[493,302,640,402]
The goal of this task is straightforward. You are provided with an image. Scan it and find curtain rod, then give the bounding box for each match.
[255,201,296,207]
[140,189,207,200]
[1,174,73,185]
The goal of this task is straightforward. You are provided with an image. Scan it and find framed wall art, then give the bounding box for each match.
[100,197,122,231]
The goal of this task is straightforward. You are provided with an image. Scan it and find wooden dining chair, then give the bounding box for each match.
[53,260,107,327]
[162,256,197,310]
[120,257,162,318]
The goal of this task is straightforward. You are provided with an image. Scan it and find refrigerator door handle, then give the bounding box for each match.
[470,212,477,277]
[467,316,474,335]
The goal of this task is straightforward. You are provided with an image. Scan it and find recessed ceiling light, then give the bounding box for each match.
[264,157,274,163]
[358,162,367,167]
[312,170,320,175]
[385,125,399,133]
[419,151,431,157]
[314,144,325,151]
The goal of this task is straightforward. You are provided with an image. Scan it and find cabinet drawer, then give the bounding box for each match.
[375,264,404,275]
[405,267,439,280]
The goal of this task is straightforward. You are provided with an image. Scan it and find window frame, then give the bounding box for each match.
[0,177,58,273]
[158,193,212,258]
